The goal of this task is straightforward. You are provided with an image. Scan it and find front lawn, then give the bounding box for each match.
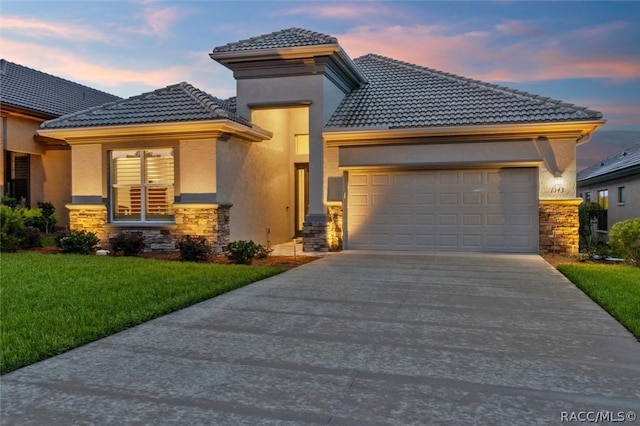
[557,263,640,339]
[0,253,283,374]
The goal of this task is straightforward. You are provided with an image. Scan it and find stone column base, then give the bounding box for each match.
[539,199,581,255]
[174,203,231,254]
[327,203,343,251]
[67,204,108,245]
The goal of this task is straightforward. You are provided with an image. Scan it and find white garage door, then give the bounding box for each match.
[346,168,538,252]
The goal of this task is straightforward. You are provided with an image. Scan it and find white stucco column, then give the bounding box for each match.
[306,102,328,222]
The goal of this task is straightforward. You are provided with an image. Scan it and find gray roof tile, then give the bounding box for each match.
[40,82,249,129]
[212,28,337,53]
[0,59,121,118]
[326,54,604,129]
[577,141,640,181]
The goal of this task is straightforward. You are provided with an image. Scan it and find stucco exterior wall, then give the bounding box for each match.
[5,115,43,155]
[217,109,292,246]
[71,143,103,198]
[536,137,577,201]
[578,174,640,228]
[32,148,71,226]
[178,138,216,198]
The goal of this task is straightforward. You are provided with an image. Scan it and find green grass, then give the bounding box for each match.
[557,263,640,339]
[0,253,283,374]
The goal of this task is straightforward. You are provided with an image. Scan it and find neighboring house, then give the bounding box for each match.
[0,59,121,224]
[36,28,605,254]
[577,140,640,236]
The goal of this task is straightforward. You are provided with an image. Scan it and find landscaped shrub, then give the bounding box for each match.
[1,196,18,208]
[22,207,46,232]
[256,243,272,259]
[37,201,57,234]
[579,202,603,249]
[225,240,264,265]
[53,230,69,248]
[176,235,211,262]
[0,205,25,252]
[19,227,43,249]
[110,232,146,256]
[609,218,640,265]
[59,230,100,254]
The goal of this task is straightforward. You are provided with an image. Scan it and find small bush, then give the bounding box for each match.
[37,201,57,234]
[176,235,211,262]
[256,243,272,259]
[22,208,46,232]
[54,230,69,248]
[19,227,43,249]
[59,230,100,254]
[225,240,264,265]
[609,218,640,265]
[110,232,146,256]
[0,205,24,252]
[1,196,18,208]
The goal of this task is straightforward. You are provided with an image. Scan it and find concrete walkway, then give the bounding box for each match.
[2,252,639,425]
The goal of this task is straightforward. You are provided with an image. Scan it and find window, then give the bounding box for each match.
[295,134,309,155]
[597,189,608,209]
[585,192,591,202]
[111,149,174,222]
[618,186,626,204]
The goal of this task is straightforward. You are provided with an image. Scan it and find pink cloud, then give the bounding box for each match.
[276,4,390,19]
[123,4,190,37]
[2,39,187,95]
[337,25,640,84]
[0,16,113,43]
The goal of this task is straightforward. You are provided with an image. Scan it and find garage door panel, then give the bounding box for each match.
[347,168,538,252]
[463,192,482,205]
[463,214,482,226]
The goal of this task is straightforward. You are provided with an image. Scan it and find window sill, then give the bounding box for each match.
[617,203,625,206]
[106,222,177,230]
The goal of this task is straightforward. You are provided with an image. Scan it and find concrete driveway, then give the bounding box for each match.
[2,252,639,425]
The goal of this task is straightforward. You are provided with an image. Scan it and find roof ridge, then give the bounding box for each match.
[0,58,121,99]
[356,53,602,117]
[177,82,229,118]
[211,27,337,53]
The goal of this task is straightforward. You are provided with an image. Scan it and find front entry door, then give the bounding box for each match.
[295,163,309,237]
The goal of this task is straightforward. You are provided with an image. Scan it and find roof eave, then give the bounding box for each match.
[323,120,607,146]
[210,43,367,86]
[37,119,273,144]
[578,164,640,186]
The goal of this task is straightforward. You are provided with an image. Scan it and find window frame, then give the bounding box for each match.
[109,148,175,223]
[597,189,609,210]
[618,186,626,205]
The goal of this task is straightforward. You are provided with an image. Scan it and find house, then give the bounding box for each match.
[577,140,640,235]
[36,28,606,254]
[0,59,121,224]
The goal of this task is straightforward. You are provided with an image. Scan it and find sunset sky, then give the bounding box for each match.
[2,0,639,168]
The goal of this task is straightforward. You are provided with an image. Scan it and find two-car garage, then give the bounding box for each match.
[345,168,539,253]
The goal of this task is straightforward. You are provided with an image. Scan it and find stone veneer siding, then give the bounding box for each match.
[67,204,109,246]
[303,205,344,252]
[68,203,231,254]
[327,204,343,251]
[174,204,231,254]
[539,200,580,255]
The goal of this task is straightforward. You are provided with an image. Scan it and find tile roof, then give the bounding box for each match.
[0,59,121,118]
[211,27,337,53]
[325,54,604,129]
[40,82,250,129]
[577,140,640,182]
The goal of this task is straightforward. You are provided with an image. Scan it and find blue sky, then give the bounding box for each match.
[2,0,639,166]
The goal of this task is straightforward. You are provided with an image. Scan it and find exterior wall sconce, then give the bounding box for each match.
[552,175,565,194]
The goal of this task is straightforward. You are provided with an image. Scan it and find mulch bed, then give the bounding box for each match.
[27,246,319,270]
